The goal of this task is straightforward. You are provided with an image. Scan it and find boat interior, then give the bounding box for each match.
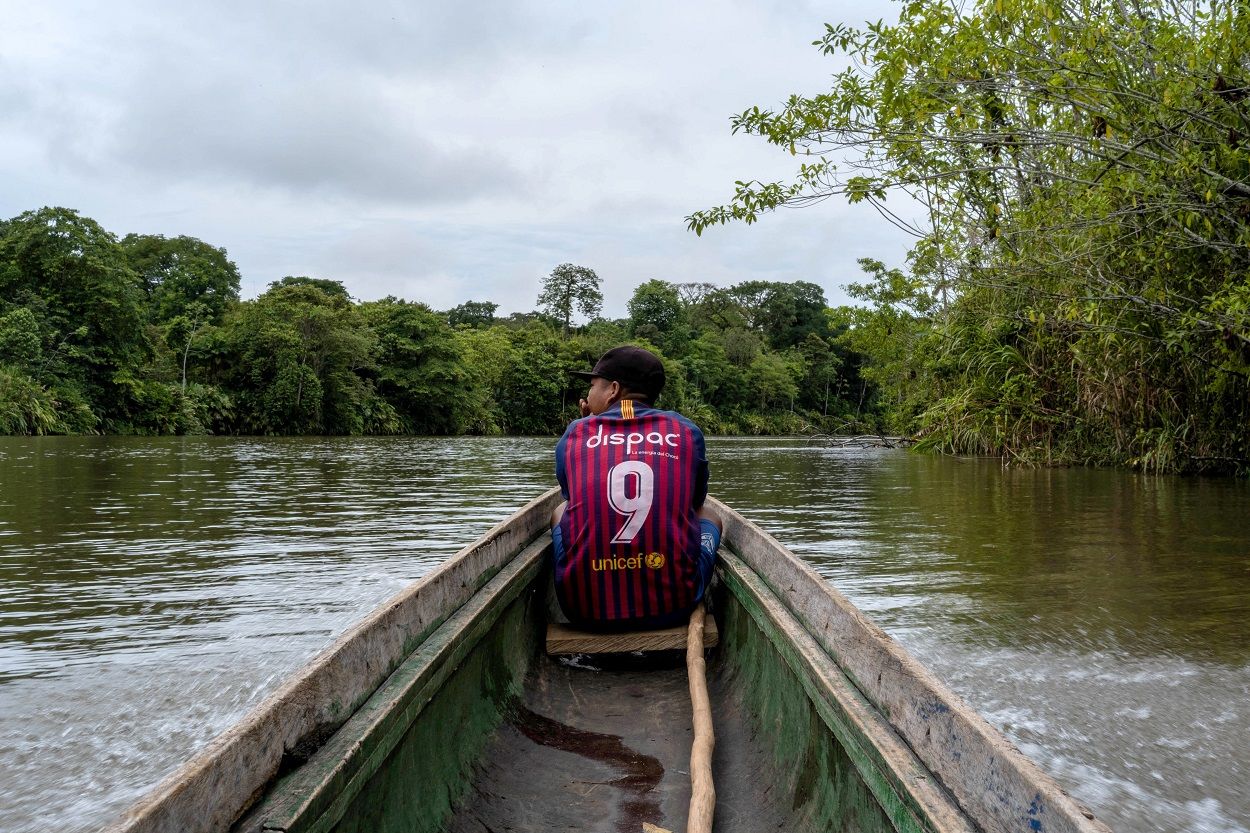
[444,644,801,833]
[111,493,1104,833]
[238,543,908,833]
[215,496,1101,833]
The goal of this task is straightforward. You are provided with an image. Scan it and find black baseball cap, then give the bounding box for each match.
[570,345,666,401]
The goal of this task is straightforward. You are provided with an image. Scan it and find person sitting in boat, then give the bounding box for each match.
[551,345,722,631]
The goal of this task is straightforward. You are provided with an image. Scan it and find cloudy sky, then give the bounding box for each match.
[0,1,916,318]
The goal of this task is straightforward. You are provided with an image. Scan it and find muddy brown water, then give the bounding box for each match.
[1,436,1247,832]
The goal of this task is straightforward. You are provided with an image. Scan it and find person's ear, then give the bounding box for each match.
[606,380,622,404]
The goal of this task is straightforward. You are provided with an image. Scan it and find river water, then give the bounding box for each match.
[1,436,1247,833]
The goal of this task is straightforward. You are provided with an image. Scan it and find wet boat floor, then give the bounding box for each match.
[446,653,789,833]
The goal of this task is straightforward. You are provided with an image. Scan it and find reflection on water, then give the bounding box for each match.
[0,436,555,832]
[1,436,1247,833]
[712,439,1250,833]
[714,443,1250,662]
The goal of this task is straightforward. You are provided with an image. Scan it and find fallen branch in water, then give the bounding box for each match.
[806,433,914,449]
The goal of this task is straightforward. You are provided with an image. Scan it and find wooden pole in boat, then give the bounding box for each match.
[686,604,715,833]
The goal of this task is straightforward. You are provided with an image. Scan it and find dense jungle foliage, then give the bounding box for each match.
[690,0,1250,475]
[0,207,873,439]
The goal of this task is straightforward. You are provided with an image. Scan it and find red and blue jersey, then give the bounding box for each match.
[554,400,709,626]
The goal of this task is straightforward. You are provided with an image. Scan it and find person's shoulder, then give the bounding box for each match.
[648,406,705,438]
[557,416,588,443]
[559,413,608,442]
[674,411,705,436]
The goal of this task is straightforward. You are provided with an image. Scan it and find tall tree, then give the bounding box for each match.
[688,0,1250,471]
[270,275,354,301]
[224,281,377,434]
[0,207,146,419]
[361,298,472,434]
[496,328,564,433]
[165,301,212,392]
[120,234,241,324]
[756,281,829,349]
[627,279,688,352]
[537,263,603,336]
[675,282,718,306]
[447,300,498,329]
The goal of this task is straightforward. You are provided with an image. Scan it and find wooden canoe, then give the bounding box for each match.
[104,488,1109,833]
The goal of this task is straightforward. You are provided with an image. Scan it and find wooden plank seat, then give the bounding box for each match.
[545,616,719,655]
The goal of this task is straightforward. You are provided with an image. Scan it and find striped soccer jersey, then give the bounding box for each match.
[554,400,709,626]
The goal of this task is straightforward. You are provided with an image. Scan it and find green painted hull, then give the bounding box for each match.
[107,490,1109,833]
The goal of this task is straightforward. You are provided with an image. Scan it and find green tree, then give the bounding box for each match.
[0,207,146,426]
[0,206,893,439]
[0,306,42,368]
[537,263,603,335]
[272,275,354,301]
[502,310,559,329]
[689,0,1250,471]
[836,259,939,432]
[722,327,762,367]
[683,334,750,412]
[627,279,689,353]
[725,281,775,331]
[121,234,241,324]
[361,298,471,434]
[687,286,747,332]
[748,352,801,412]
[447,300,498,329]
[496,327,564,433]
[162,301,213,392]
[225,281,377,434]
[797,332,843,417]
[453,325,515,434]
[0,366,67,434]
[757,281,830,349]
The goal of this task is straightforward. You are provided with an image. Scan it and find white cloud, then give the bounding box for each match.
[0,0,917,316]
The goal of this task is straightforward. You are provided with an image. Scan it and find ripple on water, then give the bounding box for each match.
[0,436,557,832]
[2,435,1249,833]
[707,438,1250,833]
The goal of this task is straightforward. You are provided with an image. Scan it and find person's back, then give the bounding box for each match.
[552,346,719,631]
